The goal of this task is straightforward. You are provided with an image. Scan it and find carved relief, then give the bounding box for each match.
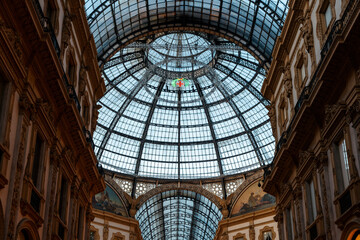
[36,98,54,122]
[266,103,277,142]
[282,63,292,98]
[298,150,313,166]
[91,105,102,133]
[220,231,229,240]
[0,17,23,60]
[278,92,288,132]
[233,232,247,240]
[299,11,314,54]
[61,10,72,57]
[78,65,88,96]
[129,232,137,240]
[323,103,345,130]
[294,49,308,95]
[111,232,125,240]
[281,62,295,118]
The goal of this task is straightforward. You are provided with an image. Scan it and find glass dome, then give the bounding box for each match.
[93,32,275,179]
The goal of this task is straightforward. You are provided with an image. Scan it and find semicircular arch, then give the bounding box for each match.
[15,218,40,240]
[229,170,263,213]
[136,183,223,210]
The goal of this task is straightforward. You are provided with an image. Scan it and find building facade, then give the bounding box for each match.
[0,0,105,239]
[262,0,360,239]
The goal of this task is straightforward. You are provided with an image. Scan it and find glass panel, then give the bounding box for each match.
[135,190,222,240]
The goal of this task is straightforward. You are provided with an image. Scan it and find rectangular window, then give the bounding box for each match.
[306,179,317,223]
[285,207,293,239]
[31,134,44,188]
[58,176,68,223]
[77,206,84,239]
[333,138,350,193]
[324,3,332,28]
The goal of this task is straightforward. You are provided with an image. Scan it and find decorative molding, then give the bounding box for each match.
[233,232,247,240]
[78,64,88,96]
[220,231,229,240]
[258,226,276,240]
[61,10,73,58]
[111,232,125,240]
[89,225,100,240]
[7,119,29,240]
[91,104,101,134]
[15,218,40,240]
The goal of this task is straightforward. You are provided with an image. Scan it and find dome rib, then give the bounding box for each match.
[94,33,275,179]
[194,80,224,177]
[205,70,265,167]
[134,79,166,176]
[214,61,269,106]
[96,69,152,160]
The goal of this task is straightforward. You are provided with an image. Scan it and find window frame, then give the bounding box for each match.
[316,0,336,44]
